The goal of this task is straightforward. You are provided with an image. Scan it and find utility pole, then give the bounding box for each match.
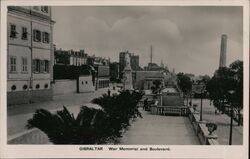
[229,106,233,145]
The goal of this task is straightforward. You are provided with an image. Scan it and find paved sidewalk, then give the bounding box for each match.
[192,99,243,145]
[120,109,200,145]
[7,86,119,138]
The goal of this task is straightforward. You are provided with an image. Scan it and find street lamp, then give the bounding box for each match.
[228,90,235,145]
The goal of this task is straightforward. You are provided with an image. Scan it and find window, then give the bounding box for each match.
[10,56,17,73]
[23,85,28,90]
[41,6,48,13]
[40,60,45,73]
[22,57,28,72]
[10,24,17,38]
[33,29,41,42]
[42,32,50,43]
[11,85,16,91]
[36,84,40,89]
[32,60,49,73]
[33,59,40,73]
[44,83,48,89]
[21,27,28,40]
[44,60,49,73]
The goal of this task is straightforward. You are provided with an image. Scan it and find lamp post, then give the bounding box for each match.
[190,81,194,107]
[228,90,235,145]
[200,87,206,121]
[200,92,203,121]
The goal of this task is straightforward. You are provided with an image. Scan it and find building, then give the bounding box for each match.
[130,54,139,70]
[95,65,110,89]
[109,62,120,82]
[119,51,140,78]
[87,55,110,89]
[53,64,95,95]
[69,49,87,66]
[144,62,166,71]
[54,48,87,66]
[134,71,166,90]
[134,70,177,90]
[7,6,55,105]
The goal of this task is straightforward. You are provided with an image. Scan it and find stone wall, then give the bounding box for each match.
[187,107,219,145]
[52,79,77,95]
[7,89,53,105]
[8,128,50,144]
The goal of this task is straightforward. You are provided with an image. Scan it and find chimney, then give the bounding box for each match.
[219,34,227,68]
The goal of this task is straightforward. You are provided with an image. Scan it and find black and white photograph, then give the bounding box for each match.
[0,0,249,158]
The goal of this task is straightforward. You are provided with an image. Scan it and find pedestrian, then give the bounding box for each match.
[113,85,115,90]
[215,109,218,115]
[107,89,111,96]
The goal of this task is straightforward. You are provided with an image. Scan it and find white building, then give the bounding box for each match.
[7,6,55,105]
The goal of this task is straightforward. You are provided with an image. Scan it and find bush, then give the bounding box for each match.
[27,106,113,144]
[27,90,143,144]
[92,90,144,138]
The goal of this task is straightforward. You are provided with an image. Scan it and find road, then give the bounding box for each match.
[192,98,243,145]
[7,86,119,138]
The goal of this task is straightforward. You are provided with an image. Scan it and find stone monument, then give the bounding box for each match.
[123,53,133,90]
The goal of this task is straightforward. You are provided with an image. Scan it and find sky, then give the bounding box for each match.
[52,6,243,76]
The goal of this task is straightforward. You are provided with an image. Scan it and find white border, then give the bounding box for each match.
[1,0,249,158]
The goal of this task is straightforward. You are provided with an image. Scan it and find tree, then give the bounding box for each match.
[92,90,144,137]
[27,106,113,144]
[229,60,243,125]
[206,60,243,125]
[206,67,235,113]
[177,73,192,105]
[27,90,144,144]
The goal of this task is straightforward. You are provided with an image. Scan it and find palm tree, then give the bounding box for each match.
[27,106,112,144]
[92,90,143,137]
[27,90,144,144]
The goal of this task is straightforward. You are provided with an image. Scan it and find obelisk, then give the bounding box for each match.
[219,34,227,68]
[123,53,133,90]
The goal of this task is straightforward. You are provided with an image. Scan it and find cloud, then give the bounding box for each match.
[52,6,243,76]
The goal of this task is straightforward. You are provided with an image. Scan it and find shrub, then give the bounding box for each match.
[27,106,112,144]
[92,90,143,137]
[27,90,143,144]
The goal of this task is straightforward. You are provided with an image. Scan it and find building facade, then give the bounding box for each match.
[87,55,110,89]
[54,48,87,66]
[109,62,120,82]
[7,6,55,105]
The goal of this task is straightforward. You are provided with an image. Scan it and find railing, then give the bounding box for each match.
[187,107,219,145]
[151,106,187,116]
